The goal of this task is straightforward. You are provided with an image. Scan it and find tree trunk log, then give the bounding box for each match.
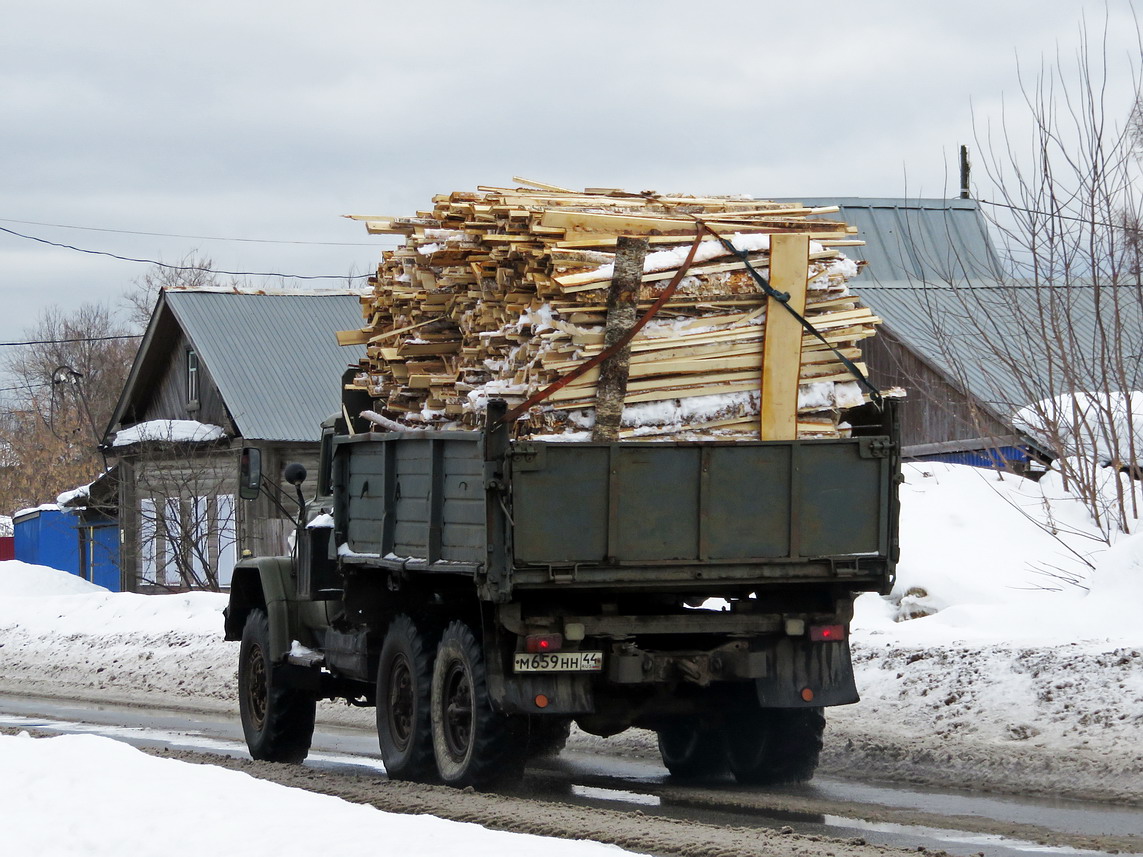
[592,236,649,441]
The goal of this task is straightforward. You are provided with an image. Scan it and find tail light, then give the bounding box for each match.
[809,624,845,642]
[525,633,563,653]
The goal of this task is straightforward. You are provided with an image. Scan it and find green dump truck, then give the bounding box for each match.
[224,395,899,788]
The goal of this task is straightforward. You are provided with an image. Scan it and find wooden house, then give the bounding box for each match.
[798,198,1058,472]
[102,290,365,592]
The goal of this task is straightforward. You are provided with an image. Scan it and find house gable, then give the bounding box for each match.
[123,325,232,431]
[106,290,367,444]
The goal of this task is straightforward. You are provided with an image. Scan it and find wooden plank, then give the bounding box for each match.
[760,233,810,441]
[336,328,370,346]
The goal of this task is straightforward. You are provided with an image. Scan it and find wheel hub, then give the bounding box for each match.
[442,661,473,759]
[387,655,414,750]
[245,644,268,730]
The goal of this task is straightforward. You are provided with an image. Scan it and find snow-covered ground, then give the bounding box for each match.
[0,730,639,857]
[2,458,1143,853]
[824,461,1143,802]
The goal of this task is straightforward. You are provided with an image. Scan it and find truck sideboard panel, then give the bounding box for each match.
[333,426,897,592]
[336,432,486,565]
[510,439,893,570]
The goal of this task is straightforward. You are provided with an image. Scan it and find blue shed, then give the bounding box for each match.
[13,506,81,577]
[77,513,121,591]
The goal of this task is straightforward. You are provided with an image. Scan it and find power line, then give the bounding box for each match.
[0,225,372,280]
[978,198,1142,232]
[0,334,143,347]
[0,216,379,247]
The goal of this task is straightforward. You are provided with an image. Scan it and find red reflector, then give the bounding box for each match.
[801,687,815,702]
[525,633,563,653]
[809,624,845,642]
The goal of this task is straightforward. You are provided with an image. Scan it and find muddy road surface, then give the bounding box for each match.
[2,694,1141,857]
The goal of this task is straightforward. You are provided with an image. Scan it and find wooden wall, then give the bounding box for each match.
[863,327,1016,451]
[128,328,232,430]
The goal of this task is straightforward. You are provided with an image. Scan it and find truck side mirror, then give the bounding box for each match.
[239,447,262,500]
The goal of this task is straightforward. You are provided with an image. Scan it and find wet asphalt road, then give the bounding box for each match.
[0,693,1140,857]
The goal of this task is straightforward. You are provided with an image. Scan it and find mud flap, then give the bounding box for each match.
[754,638,858,708]
[489,672,595,716]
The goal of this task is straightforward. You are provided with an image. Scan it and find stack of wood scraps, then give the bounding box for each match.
[338,179,894,439]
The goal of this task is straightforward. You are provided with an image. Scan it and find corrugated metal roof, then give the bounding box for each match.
[164,291,366,442]
[789,199,1143,414]
[794,197,1005,283]
[858,278,1143,413]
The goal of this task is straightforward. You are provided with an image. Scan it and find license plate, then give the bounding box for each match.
[513,651,604,672]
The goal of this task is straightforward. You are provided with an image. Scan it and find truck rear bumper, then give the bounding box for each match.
[491,637,857,718]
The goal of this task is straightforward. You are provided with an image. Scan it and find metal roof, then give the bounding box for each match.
[166,291,366,442]
[115,291,367,443]
[793,199,1141,414]
[795,197,1005,283]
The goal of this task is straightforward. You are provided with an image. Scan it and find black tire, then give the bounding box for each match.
[525,716,573,759]
[376,615,436,781]
[725,707,825,785]
[237,608,316,763]
[430,620,524,788]
[656,721,729,779]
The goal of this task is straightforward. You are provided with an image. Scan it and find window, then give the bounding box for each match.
[186,349,200,408]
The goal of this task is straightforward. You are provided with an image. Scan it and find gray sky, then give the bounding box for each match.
[2,1,1141,352]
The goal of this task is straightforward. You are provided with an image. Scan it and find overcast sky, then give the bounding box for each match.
[2,1,1141,356]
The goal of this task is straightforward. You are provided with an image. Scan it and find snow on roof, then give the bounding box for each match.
[12,503,64,521]
[56,483,91,508]
[111,419,226,448]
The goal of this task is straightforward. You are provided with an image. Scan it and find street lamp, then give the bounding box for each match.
[50,364,99,444]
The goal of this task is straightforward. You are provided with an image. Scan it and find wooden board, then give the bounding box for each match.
[760,233,809,441]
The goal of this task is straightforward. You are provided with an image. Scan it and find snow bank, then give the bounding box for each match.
[0,561,107,597]
[1014,390,1143,459]
[878,461,1132,636]
[0,732,638,857]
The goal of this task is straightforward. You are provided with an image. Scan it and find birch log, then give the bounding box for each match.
[592,236,648,441]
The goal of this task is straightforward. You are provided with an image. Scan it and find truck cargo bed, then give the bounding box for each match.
[331,407,897,597]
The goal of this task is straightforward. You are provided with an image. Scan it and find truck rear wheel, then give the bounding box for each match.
[725,707,825,785]
[430,620,524,788]
[377,615,436,781]
[656,721,729,779]
[525,716,573,758]
[238,608,316,763]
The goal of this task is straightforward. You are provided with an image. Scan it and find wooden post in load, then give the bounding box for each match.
[592,236,649,441]
[760,233,810,440]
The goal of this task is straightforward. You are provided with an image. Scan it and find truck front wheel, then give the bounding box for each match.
[430,620,523,788]
[238,608,316,763]
[725,707,825,785]
[377,615,436,781]
[656,721,729,779]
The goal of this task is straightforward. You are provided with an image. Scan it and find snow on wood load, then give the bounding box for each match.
[340,178,892,439]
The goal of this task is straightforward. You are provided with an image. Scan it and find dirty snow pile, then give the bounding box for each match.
[0,730,639,857]
[2,452,1143,805]
[828,458,1143,803]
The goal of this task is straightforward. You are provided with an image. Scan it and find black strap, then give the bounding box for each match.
[698,222,884,408]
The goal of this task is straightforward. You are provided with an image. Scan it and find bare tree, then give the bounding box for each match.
[0,302,138,512]
[122,252,240,331]
[922,14,1143,539]
[126,434,238,592]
